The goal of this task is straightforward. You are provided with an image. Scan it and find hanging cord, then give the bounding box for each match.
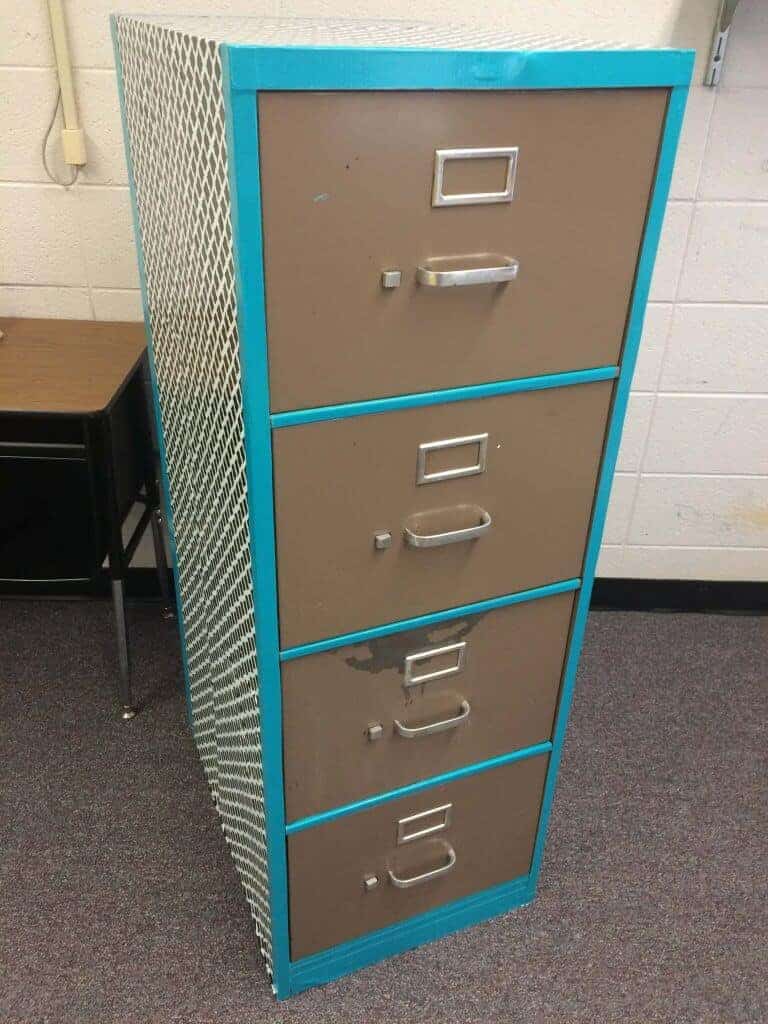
[42,86,79,187]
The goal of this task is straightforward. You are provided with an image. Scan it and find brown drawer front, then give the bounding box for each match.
[259,89,666,412]
[288,753,548,959]
[282,590,573,822]
[273,382,612,647]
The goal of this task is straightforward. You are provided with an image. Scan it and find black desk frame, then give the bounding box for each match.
[0,357,171,719]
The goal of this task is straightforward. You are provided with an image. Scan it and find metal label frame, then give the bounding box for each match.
[396,802,453,845]
[403,641,467,689]
[432,146,518,207]
[416,433,489,485]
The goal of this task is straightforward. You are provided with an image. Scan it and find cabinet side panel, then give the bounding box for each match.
[114,17,272,976]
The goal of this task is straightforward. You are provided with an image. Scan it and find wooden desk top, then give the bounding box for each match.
[0,318,147,415]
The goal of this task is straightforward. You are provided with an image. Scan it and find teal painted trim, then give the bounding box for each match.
[281,578,581,661]
[528,83,691,889]
[286,872,533,996]
[221,54,291,999]
[286,741,551,834]
[111,17,193,724]
[227,46,695,93]
[271,367,619,428]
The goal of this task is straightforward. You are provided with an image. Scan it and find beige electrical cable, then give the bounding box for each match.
[44,0,86,180]
[42,87,78,187]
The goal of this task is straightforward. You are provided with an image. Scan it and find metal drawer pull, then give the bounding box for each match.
[416,255,519,287]
[388,842,457,888]
[404,641,467,689]
[404,506,492,548]
[394,700,470,739]
[432,146,518,207]
[416,433,488,485]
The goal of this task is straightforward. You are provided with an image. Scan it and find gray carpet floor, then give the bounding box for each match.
[1,600,766,1024]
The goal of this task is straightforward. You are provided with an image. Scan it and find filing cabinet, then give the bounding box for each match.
[114,14,692,998]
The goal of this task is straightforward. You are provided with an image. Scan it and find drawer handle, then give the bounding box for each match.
[394,699,471,739]
[404,506,492,548]
[416,255,519,287]
[388,842,457,889]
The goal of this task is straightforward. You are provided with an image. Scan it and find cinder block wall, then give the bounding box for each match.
[2,1,766,579]
[600,0,768,581]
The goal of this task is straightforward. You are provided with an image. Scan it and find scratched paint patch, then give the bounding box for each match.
[343,617,483,676]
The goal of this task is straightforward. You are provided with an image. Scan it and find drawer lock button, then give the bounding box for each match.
[380,270,402,289]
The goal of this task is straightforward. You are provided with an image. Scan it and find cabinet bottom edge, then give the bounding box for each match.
[284,872,535,998]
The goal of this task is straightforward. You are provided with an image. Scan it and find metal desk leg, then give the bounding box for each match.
[150,506,174,620]
[138,361,175,623]
[111,575,137,720]
[93,406,140,722]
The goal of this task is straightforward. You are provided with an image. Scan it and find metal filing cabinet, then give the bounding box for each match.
[113,15,692,998]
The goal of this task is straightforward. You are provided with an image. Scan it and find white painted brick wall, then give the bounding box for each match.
[600,0,768,581]
[2,1,765,579]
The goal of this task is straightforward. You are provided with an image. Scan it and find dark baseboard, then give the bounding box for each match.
[1,570,766,614]
[591,577,768,614]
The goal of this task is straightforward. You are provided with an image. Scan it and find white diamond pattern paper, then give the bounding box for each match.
[115,17,273,976]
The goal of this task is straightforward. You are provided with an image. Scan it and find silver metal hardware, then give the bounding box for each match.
[404,505,492,548]
[363,873,379,891]
[416,433,488,485]
[0,441,85,451]
[149,506,174,618]
[394,700,471,739]
[705,0,740,86]
[404,641,467,689]
[0,576,91,584]
[416,254,519,287]
[366,722,384,741]
[432,146,518,207]
[374,531,392,550]
[388,842,457,888]
[112,578,138,721]
[381,269,402,288]
[396,803,453,845]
